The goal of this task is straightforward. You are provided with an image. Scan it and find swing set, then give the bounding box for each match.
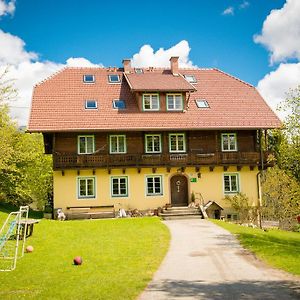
[0,206,29,271]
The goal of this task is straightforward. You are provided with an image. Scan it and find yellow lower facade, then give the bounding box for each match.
[53,166,260,217]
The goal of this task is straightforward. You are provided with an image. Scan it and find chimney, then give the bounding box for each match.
[122,59,132,74]
[170,56,179,76]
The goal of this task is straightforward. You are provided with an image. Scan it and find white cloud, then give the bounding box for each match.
[0,29,37,65]
[0,0,15,17]
[66,57,104,68]
[239,1,249,9]
[257,63,300,119]
[131,40,196,68]
[254,0,300,64]
[222,7,234,16]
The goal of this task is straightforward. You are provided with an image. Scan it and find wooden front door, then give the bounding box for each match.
[170,175,188,207]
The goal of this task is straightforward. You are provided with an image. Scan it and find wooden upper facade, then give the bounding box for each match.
[48,129,268,171]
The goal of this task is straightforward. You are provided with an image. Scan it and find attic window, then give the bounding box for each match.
[195,99,209,108]
[83,75,95,83]
[184,75,197,83]
[135,68,143,74]
[108,74,121,83]
[113,100,126,109]
[85,100,98,109]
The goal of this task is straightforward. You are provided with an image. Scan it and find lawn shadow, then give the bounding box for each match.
[142,279,300,300]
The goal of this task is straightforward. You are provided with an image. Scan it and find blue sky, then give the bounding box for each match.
[1,0,285,84]
[0,0,299,125]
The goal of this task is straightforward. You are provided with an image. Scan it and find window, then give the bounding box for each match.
[135,68,143,74]
[78,135,95,154]
[78,177,96,198]
[108,74,121,83]
[146,176,163,196]
[145,134,161,153]
[83,75,95,83]
[169,133,186,153]
[223,174,240,194]
[167,94,183,111]
[221,133,237,151]
[195,99,209,108]
[143,94,159,111]
[109,135,126,153]
[184,74,197,83]
[85,100,97,109]
[112,100,126,109]
[111,177,128,197]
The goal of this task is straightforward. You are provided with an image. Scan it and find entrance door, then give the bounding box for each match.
[170,175,188,207]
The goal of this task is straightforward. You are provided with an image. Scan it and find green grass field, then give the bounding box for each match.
[211,219,300,276]
[0,209,170,300]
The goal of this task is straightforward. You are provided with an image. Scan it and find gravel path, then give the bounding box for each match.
[138,219,300,300]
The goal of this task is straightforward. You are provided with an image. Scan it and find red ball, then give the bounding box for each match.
[73,256,82,265]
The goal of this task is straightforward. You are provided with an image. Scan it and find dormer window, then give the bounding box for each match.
[108,74,121,83]
[143,94,159,111]
[85,100,98,109]
[113,100,126,109]
[195,99,209,108]
[167,94,183,111]
[83,75,95,83]
[184,75,197,83]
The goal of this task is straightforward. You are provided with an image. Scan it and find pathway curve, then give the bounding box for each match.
[138,219,300,300]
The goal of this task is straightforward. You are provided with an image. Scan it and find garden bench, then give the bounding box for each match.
[65,205,115,220]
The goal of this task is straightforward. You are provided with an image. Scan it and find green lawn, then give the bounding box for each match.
[0,210,170,300]
[211,219,300,276]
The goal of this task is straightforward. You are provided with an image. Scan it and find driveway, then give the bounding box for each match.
[138,219,300,300]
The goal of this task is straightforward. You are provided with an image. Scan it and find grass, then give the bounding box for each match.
[211,219,300,276]
[0,209,170,300]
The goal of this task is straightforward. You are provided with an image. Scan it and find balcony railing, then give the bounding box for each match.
[53,151,263,170]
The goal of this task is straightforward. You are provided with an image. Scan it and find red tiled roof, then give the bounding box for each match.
[124,70,196,92]
[28,67,281,132]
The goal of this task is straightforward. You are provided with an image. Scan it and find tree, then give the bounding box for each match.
[277,85,300,181]
[262,166,300,230]
[0,68,52,210]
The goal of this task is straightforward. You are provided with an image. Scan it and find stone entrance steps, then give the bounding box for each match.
[159,206,204,220]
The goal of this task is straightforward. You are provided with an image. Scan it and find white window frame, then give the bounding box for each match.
[83,75,95,83]
[142,93,160,111]
[77,135,95,154]
[112,99,126,109]
[145,134,162,153]
[221,133,237,152]
[108,74,121,83]
[169,133,186,153]
[145,175,163,196]
[184,74,197,83]
[77,176,96,199]
[109,135,127,154]
[223,173,240,194]
[195,99,209,108]
[85,100,98,109]
[167,93,183,111]
[111,176,128,197]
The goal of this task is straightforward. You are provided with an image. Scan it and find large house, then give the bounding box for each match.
[28,57,281,219]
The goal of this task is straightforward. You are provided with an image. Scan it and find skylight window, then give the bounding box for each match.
[184,75,197,83]
[135,68,143,74]
[195,99,209,108]
[108,74,121,83]
[113,100,126,109]
[83,75,95,83]
[85,100,98,109]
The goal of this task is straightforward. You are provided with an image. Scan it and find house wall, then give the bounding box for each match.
[53,166,259,216]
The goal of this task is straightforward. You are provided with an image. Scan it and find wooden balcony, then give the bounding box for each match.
[53,151,264,170]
